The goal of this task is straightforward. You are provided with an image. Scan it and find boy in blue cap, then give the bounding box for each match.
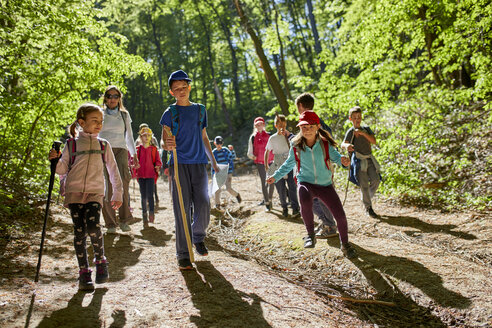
[160,70,219,270]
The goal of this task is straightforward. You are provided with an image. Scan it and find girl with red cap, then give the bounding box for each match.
[266,111,357,258]
[247,117,275,211]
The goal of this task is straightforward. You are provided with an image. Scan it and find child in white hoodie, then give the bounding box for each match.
[49,103,123,290]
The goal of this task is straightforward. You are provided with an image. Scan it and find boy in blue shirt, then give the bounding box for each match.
[160,70,219,270]
[341,106,380,218]
[212,136,241,208]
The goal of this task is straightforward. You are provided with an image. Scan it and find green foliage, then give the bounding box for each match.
[1,0,490,212]
[0,0,152,198]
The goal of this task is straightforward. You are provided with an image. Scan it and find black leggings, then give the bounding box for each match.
[69,202,105,269]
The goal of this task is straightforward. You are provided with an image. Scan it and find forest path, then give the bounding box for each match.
[0,173,490,327]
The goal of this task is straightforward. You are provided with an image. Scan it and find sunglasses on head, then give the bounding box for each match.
[105,94,120,99]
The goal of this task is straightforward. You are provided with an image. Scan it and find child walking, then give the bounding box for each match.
[161,70,219,270]
[49,103,123,290]
[264,114,300,217]
[295,93,338,238]
[212,136,241,208]
[341,106,381,218]
[267,111,357,258]
[136,127,162,228]
[247,117,275,211]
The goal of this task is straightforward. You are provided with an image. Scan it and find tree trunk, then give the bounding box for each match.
[306,0,324,73]
[272,0,292,100]
[195,1,234,135]
[203,0,242,113]
[418,5,442,86]
[234,0,289,116]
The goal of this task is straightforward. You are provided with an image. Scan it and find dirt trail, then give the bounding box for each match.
[0,173,490,327]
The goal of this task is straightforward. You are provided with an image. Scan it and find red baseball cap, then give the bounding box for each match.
[254,117,265,125]
[297,110,320,126]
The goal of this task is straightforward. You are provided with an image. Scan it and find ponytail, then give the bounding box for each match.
[68,120,78,138]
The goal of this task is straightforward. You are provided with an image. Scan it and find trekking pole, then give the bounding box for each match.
[35,141,62,282]
[163,126,194,263]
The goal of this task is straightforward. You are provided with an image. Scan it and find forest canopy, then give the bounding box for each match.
[1,0,490,218]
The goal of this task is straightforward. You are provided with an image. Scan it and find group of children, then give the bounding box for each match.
[49,69,380,290]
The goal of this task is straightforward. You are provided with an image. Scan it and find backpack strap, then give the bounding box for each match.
[169,103,206,136]
[120,111,127,136]
[67,138,76,170]
[320,139,334,179]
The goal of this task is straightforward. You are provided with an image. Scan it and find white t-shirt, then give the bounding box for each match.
[265,132,290,155]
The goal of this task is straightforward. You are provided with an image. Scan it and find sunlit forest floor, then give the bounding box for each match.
[1,173,490,327]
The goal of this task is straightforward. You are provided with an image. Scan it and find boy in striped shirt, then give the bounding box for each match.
[212,136,241,208]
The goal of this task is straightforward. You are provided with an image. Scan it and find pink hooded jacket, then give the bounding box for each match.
[56,131,123,207]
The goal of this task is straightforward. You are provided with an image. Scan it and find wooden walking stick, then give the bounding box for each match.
[164,126,194,263]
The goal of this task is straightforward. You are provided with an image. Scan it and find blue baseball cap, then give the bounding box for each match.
[168,70,192,87]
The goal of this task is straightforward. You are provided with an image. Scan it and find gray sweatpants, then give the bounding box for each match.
[357,160,380,209]
[170,163,210,260]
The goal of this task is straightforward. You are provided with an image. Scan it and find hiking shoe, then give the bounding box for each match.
[236,194,242,203]
[315,225,338,239]
[194,242,208,256]
[257,200,265,206]
[178,258,193,271]
[95,259,109,284]
[303,234,316,248]
[106,227,117,234]
[341,242,358,259]
[291,209,300,217]
[265,202,272,212]
[149,212,155,223]
[119,223,131,232]
[366,207,378,218]
[78,269,95,291]
[282,208,289,217]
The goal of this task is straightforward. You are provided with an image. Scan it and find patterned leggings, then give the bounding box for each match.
[69,202,105,269]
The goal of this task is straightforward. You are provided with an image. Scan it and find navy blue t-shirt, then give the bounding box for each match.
[160,103,208,164]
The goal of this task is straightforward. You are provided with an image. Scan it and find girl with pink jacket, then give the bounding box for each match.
[49,103,123,291]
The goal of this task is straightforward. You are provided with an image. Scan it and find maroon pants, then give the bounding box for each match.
[298,182,349,244]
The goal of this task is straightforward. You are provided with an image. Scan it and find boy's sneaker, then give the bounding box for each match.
[341,242,358,259]
[78,268,95,291]
[282,208,289,217]
[106,227,117,234]
[95,259,109,284]
[315,225,338,239]
[149,212,155,223]
[265,202,272,212]
[236,194,242,203]
[366,207,378,218]
[303,234,316,248]
[119,223,131,232]
[178,258,193,271]
[194,242,208,256]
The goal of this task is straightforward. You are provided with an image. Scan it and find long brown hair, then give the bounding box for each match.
[291,126,337,151]
[102,85,128,113]
[68,103,103,137]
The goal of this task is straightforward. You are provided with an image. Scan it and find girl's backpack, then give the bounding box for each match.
[59,138,107,196]
[292,138,333,183]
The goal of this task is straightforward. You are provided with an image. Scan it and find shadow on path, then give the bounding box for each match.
[181,261,271,328]
[104,234,142,282]
[34,288,123,328]
[325,239,471,327]
[134,226,172,247]
[377,214,476,240]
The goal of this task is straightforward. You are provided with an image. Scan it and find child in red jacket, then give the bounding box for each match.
[136,127,162,227]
